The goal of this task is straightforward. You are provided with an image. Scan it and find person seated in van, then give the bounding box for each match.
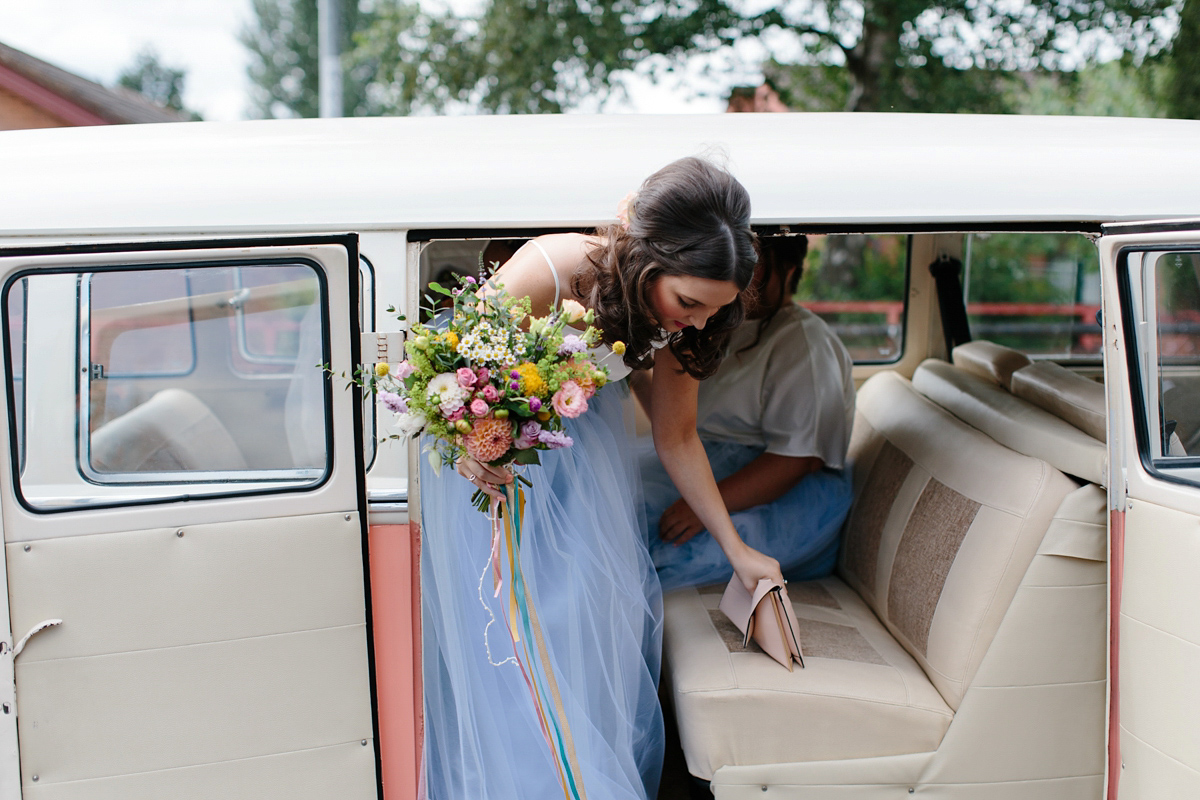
[633,235,856,591]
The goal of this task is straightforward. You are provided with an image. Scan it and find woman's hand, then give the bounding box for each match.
[727,543,784,593]
[659,499,705,545]
[456,455,512,501]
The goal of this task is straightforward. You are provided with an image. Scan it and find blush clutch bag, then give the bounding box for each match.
[719,576,805,671]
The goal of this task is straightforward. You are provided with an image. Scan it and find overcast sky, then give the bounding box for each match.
[0,0,728,120]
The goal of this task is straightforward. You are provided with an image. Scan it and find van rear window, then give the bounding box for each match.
[963,232,1101,360]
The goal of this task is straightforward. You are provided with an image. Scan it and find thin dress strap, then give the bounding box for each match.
[527,239,561,309]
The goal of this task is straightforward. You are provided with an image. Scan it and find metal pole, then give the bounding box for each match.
[318,0,343,118]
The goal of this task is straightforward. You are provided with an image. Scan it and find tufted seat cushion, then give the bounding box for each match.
[663,579,953,781]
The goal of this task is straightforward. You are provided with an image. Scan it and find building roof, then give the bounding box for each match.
[0,41,187,126]
[0,113,1199,236]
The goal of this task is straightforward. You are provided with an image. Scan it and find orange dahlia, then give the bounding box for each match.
[464,416,513,462]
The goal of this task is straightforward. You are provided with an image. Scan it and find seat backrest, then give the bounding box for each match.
[91,388,248,473]
[913,358,1106,485]
[839,371,1076,710]
[951,341,1031,390]
[1010,360,1106,442]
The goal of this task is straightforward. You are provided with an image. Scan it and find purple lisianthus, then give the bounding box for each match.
[557,334,587,356]
[514,420,542,449]
[537,429,573,449]
[380,391,407,414]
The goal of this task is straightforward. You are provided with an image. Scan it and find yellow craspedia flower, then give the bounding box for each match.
[440,331,460,349]
[516,362,548,397]
[611,341,626,355]
[375,363,390,378]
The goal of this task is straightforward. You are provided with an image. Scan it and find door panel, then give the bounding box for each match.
[0,238,377,798]
[1101,227,1200,799]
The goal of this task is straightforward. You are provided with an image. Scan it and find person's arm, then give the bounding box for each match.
[649,345,784,591]
[658,452,823,545]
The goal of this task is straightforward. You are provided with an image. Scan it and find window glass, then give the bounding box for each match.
[964,232,1101,358]
[5,262,329,511]
[360,257,376,469]
[794,233,908,363]
[90,270,195,376]
[7,277,25,470]
[234,264,318,363]
[1128,250,1200,477]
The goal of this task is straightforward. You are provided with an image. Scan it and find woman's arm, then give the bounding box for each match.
[658,453,823,545]
[649,346,784,591]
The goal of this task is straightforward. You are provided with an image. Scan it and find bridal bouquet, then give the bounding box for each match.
[369,274,619,511]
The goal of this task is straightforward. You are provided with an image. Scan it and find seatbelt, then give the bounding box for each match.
[929,255,972,356]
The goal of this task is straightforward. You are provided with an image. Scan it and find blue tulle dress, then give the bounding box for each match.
[420,380,665,800]
[641,438,854,592]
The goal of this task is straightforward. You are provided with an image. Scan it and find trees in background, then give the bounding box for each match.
[351,0,1178,114]
[117,49,203,120]
[1168,0,1200,117]
[240,0,1191,118]
[241,0,378,117]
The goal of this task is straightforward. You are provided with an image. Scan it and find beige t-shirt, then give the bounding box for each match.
[696,303,855,468]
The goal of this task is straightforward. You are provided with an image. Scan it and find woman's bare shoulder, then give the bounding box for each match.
[488,233,597,314]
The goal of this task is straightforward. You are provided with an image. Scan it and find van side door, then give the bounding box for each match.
[0,237,377,799]
[1102,223,1200,798]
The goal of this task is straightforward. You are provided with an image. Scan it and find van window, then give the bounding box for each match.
[4,262,330,511]
[89,270,195,377]
[1126,249,1200,480]
[964,232,1101,359]
[418,234,910,364]
[794,234,909,363]
[7,277,25,470]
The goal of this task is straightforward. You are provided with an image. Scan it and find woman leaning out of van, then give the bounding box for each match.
[419,157,785,800]
[636,235,857,591]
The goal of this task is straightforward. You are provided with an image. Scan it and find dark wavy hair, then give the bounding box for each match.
[738,234,809,355]
[572,157,758,379]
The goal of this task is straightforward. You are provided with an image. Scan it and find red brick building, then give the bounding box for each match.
[0,41,185,130]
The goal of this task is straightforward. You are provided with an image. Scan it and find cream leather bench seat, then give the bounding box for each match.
[663,349,1109,799]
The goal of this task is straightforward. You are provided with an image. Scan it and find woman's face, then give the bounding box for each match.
[648,274,740,332]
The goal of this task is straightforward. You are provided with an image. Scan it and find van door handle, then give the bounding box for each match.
[13,619,62,658]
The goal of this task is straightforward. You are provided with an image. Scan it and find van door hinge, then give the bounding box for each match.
[89,363,106,380]
[361,332,406,365]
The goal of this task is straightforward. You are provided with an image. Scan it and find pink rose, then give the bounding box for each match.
[551,381,588,419]
[457,368,477,389]
[470,398,489,417]
[394,361,415,379]
[482,384,500,403]
[447,407,465,422]
[476,367,490,384]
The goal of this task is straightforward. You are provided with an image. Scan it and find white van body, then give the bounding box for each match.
[0,113,1198,800]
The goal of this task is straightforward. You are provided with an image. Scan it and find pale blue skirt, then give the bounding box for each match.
[420,383,664,800]
[640,438,854,592]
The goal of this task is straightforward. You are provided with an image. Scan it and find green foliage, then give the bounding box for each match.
[1013,58,1169,117]
[795,235,907,302]
[351,0,643,113]
[1168,0,1200,118]
[241,0,379,118]
[964,233,1099,305]
[117,49,202,120]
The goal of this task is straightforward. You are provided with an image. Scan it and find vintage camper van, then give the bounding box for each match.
[0,113,1199,800]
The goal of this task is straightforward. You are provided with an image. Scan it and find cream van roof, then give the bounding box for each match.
[1,113,1199,235]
